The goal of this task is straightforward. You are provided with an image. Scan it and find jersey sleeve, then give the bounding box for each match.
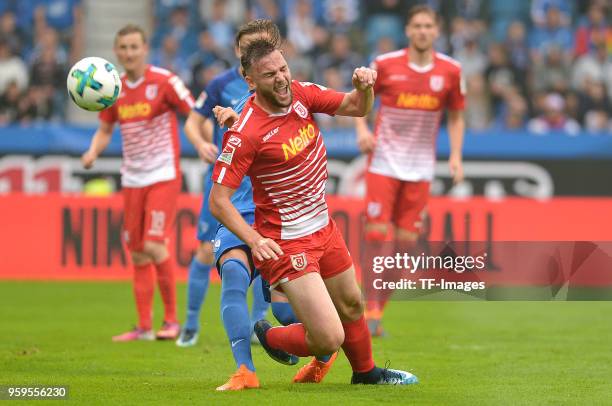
[447,67,465,111]
[370,57,384,94]
[297,81,345,115]
[165,75,195,116]
[98,103,117,123]
[211,130,257,189]
[194,79,222,119]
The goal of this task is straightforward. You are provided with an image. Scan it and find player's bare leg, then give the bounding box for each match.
[143,240,180,340]
[268,289,339,383]
[364,222,391,336]
[112,250,155,342]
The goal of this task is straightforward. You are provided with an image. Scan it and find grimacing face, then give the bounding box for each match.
[114,32,148,73]
[406,12,438,53]
[248,49,292,109]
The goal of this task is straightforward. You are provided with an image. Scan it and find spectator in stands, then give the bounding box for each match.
[154,0,199,30]
[324,1,361,47]
[248,0,286,36]
[485,42,524,114]
[0,11,25,55]
[528,3,574,63]
[316,67,354,129]
[368,36,396,63]
[188,29,232,93]
[574,2,610,57]
[314,33,363,90]
[493,91,528,130]
[577,79,611,132]
[282,40,313,82]
[465,74,491,130]
[152,6,198,57]
[504,20,529,72]
[29,31,67,121]
[205,0,235,50]
[199,0,246,26]
[488,0,530,41]
[287,0,317,55]
[571,34,612,97]
[530,0,572,28]
[150,35,191,85]
[531,45,572,94]
[0,37,28,95]
[29,27,67,66]
[34,0,83,62]
[363,0,407,51]
[0,80,20,125]
[528,92,581,135]
[453,33,487,78]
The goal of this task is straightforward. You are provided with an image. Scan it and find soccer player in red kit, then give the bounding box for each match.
[209,39,418,385]
[81,25,194,341]
[355,5,466,335]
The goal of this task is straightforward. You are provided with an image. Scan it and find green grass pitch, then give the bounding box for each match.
[1,281,611,405]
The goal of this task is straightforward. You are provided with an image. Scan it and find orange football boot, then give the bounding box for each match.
[216,365,260,391]
[292,352,338,383]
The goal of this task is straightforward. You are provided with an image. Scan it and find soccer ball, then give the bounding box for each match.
[67,57,121,112]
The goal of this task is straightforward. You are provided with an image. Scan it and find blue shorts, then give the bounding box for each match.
[213,211,257,281]
[197,174,218,243]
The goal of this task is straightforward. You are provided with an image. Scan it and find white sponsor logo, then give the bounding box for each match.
[231,339,244,347]
[367,202,382,218]
[263,127,279,142]
[293,101,308,119]
[430,75,444,92]
[290,253,308,271]
[389,74,408,81]
[145,84,158,100]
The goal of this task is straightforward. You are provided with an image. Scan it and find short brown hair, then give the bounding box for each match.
[406,5,438,25]
[115,24,147,44]
[235,19,281,51]
[240,39,277,75]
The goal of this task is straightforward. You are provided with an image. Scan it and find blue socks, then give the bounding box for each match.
[220,259,255,371]
[271,302,331,362]
[184,258,211,332]
[250,275,270,331]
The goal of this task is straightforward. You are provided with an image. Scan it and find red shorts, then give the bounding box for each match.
[365,171,430,233]
[254,218,353,289]
[122,177,181,251]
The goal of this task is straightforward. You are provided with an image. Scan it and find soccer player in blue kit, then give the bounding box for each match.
[176,21,277,353]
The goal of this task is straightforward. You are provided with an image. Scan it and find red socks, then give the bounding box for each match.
[155,258,177,323]
[267,324,311,357]
[133,263,154,331]
[341,316,375,373]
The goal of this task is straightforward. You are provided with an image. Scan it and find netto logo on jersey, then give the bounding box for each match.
[282,123,316,161]
[396,93,440,110]
[118,102,152,120]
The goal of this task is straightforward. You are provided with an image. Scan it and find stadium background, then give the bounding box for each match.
[1,1,612,404]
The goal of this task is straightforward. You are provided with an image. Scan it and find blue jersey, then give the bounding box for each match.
[194,67,254,214]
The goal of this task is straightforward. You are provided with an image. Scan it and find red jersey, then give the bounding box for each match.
[212,81,345,240]
[369,50,465,181]
[99,65,194,187]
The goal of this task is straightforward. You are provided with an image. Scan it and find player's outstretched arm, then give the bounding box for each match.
[335,67,377,117]
[184,110,218,163]
[209,183,283,262]
[447,109,465,184]
[81,121,114,169]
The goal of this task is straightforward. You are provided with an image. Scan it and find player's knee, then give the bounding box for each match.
[130,250,150,265]
[338,292,365,321]
[312,329,344,354]
[195,242,214,265]
[142,240,168,263]
[365,223,388,241]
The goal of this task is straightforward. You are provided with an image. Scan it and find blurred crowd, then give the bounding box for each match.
[0,0,610,133]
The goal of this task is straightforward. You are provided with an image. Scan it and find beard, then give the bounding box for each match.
[260,82,293,108]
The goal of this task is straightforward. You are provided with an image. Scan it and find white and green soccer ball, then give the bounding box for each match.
[67,57,121,112]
